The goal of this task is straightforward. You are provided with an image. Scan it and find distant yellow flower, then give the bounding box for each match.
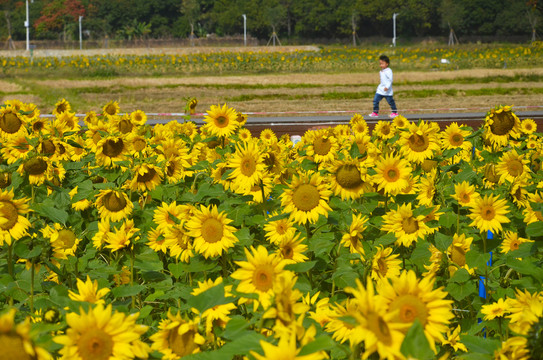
[102,100,120,117]
[228,140,265,194]
[52,98,71,115]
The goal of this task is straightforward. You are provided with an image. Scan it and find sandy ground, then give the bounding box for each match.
[2,68,542,115]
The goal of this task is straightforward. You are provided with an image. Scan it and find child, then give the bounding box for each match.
[368,55,398,118]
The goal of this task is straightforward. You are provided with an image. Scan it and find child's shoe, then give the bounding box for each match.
[389,112,399,118]
[368,112,379,117]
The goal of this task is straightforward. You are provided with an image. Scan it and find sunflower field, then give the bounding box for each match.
[0,98,543,360]
[2,43,543,77]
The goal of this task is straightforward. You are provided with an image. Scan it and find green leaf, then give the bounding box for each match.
[285,261,317,273]
[460,335,500,355]
[446,281,477,301]
[375,233,396,246]
[32,198,69,224]
[400,320,434,360]
[299,335,337,356]
[112,284,146,298]
[506,257,543,282]
[466,251,491,270]
[438,212,457,229]
[435,232,453,251]
[186,282,231,314]
[14,241,42,259]
[449,268,471,283]
[526,221,543,237]
[221,316,251,341]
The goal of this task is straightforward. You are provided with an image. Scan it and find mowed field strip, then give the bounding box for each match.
[2,67,543,116]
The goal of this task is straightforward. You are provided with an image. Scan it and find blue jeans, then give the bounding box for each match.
[373,93,397,113]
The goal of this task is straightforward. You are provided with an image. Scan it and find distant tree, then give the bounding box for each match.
[182,0,200,41]
[527,0,542,41]
[34,0,85,41]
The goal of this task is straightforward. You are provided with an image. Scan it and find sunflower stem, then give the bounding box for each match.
[7,242,13,278]
[350,343,362,360]
[30,259,35,314]
[130,246,136,309]
[498,317,503,341]
[456,204,460,233]
[305,222,312,240]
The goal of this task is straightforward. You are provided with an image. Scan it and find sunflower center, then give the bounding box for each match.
[240,155,257,176]
[366,312,392,346]
[381,124,391,135]
[133,138,147,152]
[481,205,495,220]
[102,138,124,157]
[169,326,197,357]
[450,133,464,146]
[460,193,471,203]
[507,159,524,177]
[281,245,294,259]
[201,218,224,243]
[104,104,117,116]
[40,139,57,154]
[336,164,363,189]
[484,165,499,183]
[32,121,44,132]
[510,240,520,250]
[276,223,287,235]
[253,265,274,292]
[56,103,67,113]
[57,229,76,249]
[166,162,176,177]
[384,167,400,182]
[0,334,32,360]
[23,157,48,175]
[313,136,332,155]
[215,115,228,128]
[408,133,429,152]
[0,173,11,189]
[137,168,157,183]
[0,112,23,134]
[77,327,114,360]
[377,258,388,277]
[535,210,543,222]
[292,184,320,212]
[390,294,429,325]
[451,245,466,267]
[118,119,133,134]
[490,111,515,136]
[402,216,419,234]
[103,192,127,212]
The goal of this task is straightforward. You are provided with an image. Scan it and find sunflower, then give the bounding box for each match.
[238,128,252,142]
[381,203,431,247]
[507,289,543,335]
[164,156,191,184]
[494,336,530,360]
[185,204,238,259]
[83,110,98,126]
[452,181,480,207]
[105,219,139,252]
[481,298,509,321]
[1,133,32,165]
[442,325,467,352]
[45,224,81,260]
[393,115,409,129]
[446,233,473,277]
[164,225,194,263]
[102,100,120,117]
[264,215,297,245]
[495,149,531,184]
[95,189,133,222]
[520,118,537,135]
[232,245,288,310]
[127,163,163,192]
[398,120,441,164]
[52,98,71,115]
[416,170,436,206]
[228,140,265,194]
[280,171,333,225]
[251,326,326,360]
[378,270,454,351]
[190,277,236,335]
[329,159,371,200]
[0,308,52,360]
[153,201,190,231]
[111,114,137,134]
[151,311,205,360]
[0,172,12,189]
[342,279,407,359]
[95,135,130,167]
[54,304,149,360]
[276,233,308,264]
[373,153,412,195]
[370,246,402,280]
[202,103,238,138]
[0,105,27,139]
[373,120,396,140]
[146,227,169,254]
[500,230,533,254]
[56,110,81,132]
[129,109,147,126]
[247,173,274,203]
[305,129,339,163]
[0,189,31,246]
[325,298,360,344]
[187,98,198,115]
[468,194,511,234]
[523,191,543,224]
[350,114,369,135]
[340,213,368,256]
[68,275,110,304]
[91,219,110,250]
[483,105,521,147]
[440,122,472,151]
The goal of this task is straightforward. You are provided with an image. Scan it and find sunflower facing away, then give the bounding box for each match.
[185,204,238,259]
[280,171,333,225]
[232,245,288,310]
[484,105,521,147]
[0,189,32,246]
[54,304,149,360]
[329,159,371,200]
[203,103,238,138]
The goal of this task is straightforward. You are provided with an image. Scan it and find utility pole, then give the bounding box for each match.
[25,0,30,51]
[392,13,399,47]
[242,14,247,46]
[79,16,83,50]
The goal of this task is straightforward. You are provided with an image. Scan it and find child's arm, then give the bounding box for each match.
[383,69,393,92]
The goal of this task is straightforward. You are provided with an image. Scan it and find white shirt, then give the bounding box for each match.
[376,67,393,96]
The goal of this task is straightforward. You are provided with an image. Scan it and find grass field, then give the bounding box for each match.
[1,44,542,116]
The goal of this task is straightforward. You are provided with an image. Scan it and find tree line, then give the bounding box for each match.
[0,0,542,44]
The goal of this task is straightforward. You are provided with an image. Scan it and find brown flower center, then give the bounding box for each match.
[23,157,48,175]
[0,112,23,134]
[103,191,127,212]
[402,216,419,234]
[0,201,19,231]
[507,159,524,177]
[201,218,223,243]
[292,184,321,212]
[253,265,274,292]
[490,111,515,136]
[77,327,114,360]
[313,136,332,156]
[118,119,133,134]
[408,133,429,152]
[336,164,363,189]
[102,138,124,158]
[137,168,157,183]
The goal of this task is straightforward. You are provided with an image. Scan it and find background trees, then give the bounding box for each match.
[0,0,541,43]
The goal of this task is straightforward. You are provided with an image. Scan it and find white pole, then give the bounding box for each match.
[392,13,399,47]
[79,16,83,50]
[25,0,30,51]
[242,14,247,46]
